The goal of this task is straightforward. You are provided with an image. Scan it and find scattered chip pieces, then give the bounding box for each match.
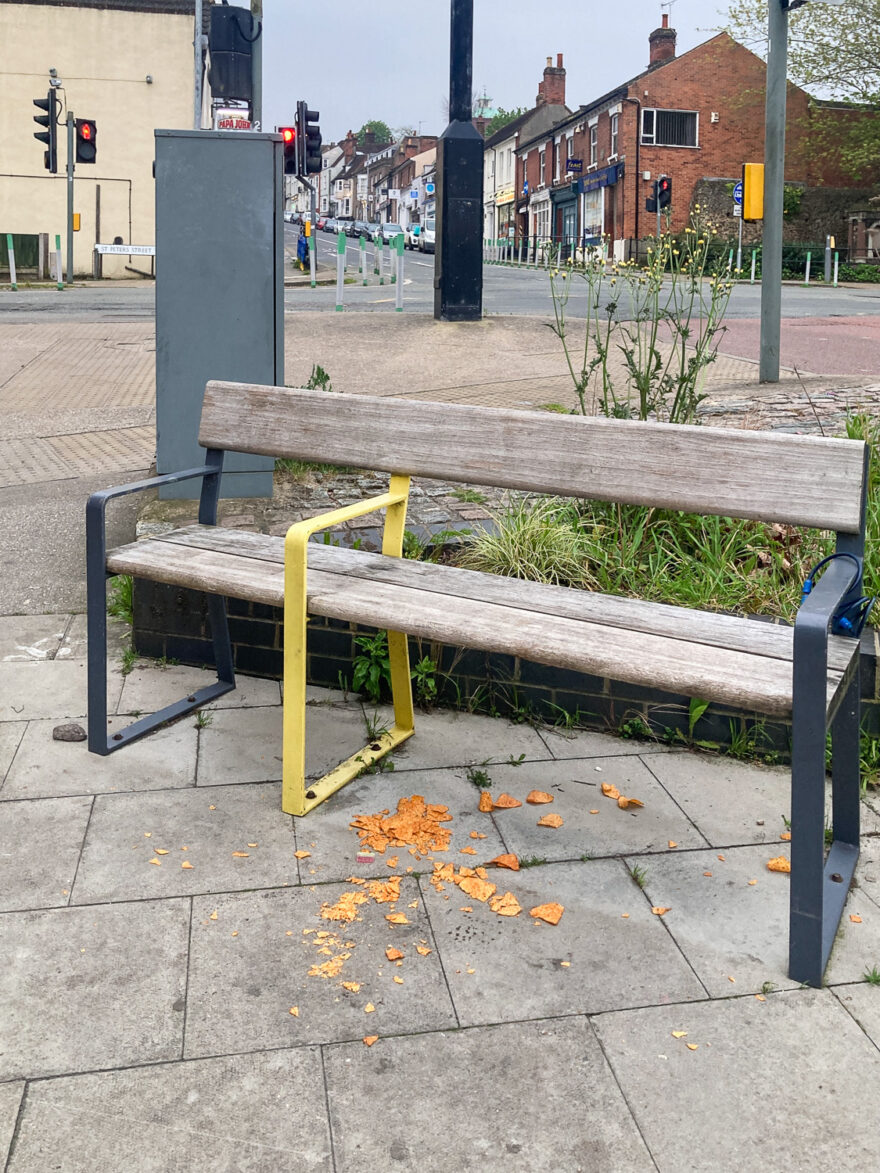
[393,976,404,985]
[385,947,404,961]
[601,783,621,800]
[416,945,432,956]
[529,902,564,925]
[351,794,452,855]
[766,857,791,873]
[671,1031,688,1039]
[321,891,369,922]
[537,813,564,828]
[469,831,487,840]
[460,846,477,855]
[526,790,554,805]
[686,1043,699,1052]
[289,1006,299,1017]
[231,852,250,858]
[617,796,644,810]
[364,1003,375,1013]
[248,843,258,848]
[490,891,522,917]
[458,876,496,903]
[493,793,522,809]
[489,854,520,871]
[209,910,218,921]
[148,857,161,866]
[385,913,409,924]
[748,879,758,886]
[155,849,170,856]
[181,861,194,869]
[368,877,402,904]
[703,871,713,878]
[651,907,671,916]
[386,856,399,868]
[294,850,311,859]
[780,832,792,841]
[755,994,766,1002]
[478,792,494,813]
[850,914,863,924]
[590,809,600,815]
[668,840,678,849]
[363,1035,378,1046]
[341,981,361,992]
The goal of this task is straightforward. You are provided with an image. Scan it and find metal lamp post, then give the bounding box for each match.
[759,0,846,383]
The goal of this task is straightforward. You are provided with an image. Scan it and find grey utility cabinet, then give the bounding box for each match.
[154,129,284,498]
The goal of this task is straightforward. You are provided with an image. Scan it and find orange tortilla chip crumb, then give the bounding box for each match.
[490,891,522,917]
[460,846,477,855]
[385,913,409,924]
[458,875,496,903]
[363,1035,379,1046]
[617,796,645,810]
[478,792,494,813]
[493,793,522,809]
[320,891,369,922]
[526,790,554,804]
[601,783,621,800]
[537,813,564,828]
[766,857,791,873]
[385,947,404,961]
[489,854,520,871]
[529,902,564,925]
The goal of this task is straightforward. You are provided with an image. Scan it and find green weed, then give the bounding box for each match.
[195,709,213,729]
[630,863,648,889]
[411,656,438,708]
[352,633,391,703]
[519,855,547,868]
[466,765,491,789]
[120,646,138,676]
[450,488,487,504]
[863,966,880,985]
[107,575,134,625]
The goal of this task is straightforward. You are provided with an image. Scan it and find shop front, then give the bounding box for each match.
[550,182,578,260]
[578,161,624,259]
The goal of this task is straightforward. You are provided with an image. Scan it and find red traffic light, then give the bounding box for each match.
[81,122,92,141]
[280,127,295,143]
[75,118,97,163]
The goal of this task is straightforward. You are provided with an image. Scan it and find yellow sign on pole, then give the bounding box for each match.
[742,163,764,221]
[72,212,81,232]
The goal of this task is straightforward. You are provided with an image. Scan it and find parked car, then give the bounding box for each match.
[380,222,405,244]
[405,225,421,250]
[336,217,354,235]
[283,210,295,224]
[349,220,370,237]
[419,218,436,253]
[316,216,328,231]
[324,218,339,234]
[366,223,381,237]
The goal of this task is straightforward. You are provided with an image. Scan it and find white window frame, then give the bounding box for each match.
[539,149,546,187]
[589,123,598,167]
[641,108,699,148]
[610,113,619,158]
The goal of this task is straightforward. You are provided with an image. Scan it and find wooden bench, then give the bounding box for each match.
[86,380,870,987]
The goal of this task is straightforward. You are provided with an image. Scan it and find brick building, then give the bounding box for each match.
[516,17,880,260]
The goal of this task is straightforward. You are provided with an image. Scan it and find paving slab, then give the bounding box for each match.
[0,796,92,911]
[288,767,510,885]
[0,721,25,786]
[72,782,298,904]
[324,1017,655,1172]
[195,704,370,787]
[370,706,553,770]
[540,725,674,759]
[0,898,189,1080]
[0,615,68,661]
[56,613,131,661]
[419,858,706,1025]
[472,756,709,862]
[631,843,880,995]
[643,751,880,844]
[833,981,880,1046]
[0,1082,24,1170]
[117,662,281,714]
[0,660,123,722]
[592,989,880,1173]
[856,836,880,910]
[7,1050,333,1173]
[184,881,456,1058]
[1,716,198,799]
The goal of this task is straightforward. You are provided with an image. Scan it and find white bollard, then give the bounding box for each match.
[6,234,17,290]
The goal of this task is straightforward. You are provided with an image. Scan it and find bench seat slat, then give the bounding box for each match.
[154,525,856,673]
[106,526,856,719]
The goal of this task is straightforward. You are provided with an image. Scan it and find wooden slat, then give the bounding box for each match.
[154,525,857,676]
[106,530,853,718]
[197,382,867,532]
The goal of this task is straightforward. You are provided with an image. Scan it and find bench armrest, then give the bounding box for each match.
[794,557,860,722]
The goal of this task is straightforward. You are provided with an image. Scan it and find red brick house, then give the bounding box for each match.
[516,17,880,259]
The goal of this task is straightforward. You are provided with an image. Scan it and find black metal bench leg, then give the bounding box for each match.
[789,667,860,987]
[87,574,236,755]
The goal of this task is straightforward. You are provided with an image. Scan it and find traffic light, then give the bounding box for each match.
[33,90,58,173]
[297,101,322,174]
[657,175,672,209]
[75,118,97,164]
[278,126,297,174]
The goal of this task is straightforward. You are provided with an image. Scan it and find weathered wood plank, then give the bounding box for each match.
[153,525,857,675]
[197,383,866,532]
[106,533,849,717]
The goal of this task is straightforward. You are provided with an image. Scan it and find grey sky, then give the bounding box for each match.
[261,1,736,143]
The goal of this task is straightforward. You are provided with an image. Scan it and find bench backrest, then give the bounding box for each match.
[199,381,868,534]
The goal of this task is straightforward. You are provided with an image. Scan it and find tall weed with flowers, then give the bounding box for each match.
[547,209,736,425]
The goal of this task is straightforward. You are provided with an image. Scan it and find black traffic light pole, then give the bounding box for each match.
[434,0,483,321]
[66,112,75,286]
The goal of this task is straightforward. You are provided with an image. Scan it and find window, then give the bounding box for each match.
[539,149,546,186]
[554,142,560,181]
[610,113,619,157]
[589,124,597,166]
[641,109,698,147]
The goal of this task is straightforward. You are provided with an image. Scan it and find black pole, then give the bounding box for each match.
[434,0,483,321]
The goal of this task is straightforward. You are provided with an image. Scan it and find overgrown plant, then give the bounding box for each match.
[547,210,736,424]
[352,632,391,703]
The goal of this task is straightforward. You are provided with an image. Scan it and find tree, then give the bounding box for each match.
[484,106,528,138]
[723,0,880,102]
[357,120,392,146]
[723,0,880,180]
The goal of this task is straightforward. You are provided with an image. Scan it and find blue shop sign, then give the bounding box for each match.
[578,162,624,194]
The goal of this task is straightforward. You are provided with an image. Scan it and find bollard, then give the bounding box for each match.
[804,251,811,286]
[728,248,734,273]
[6,234,17,290]
[750,249,757,285]
[308,232,316,288]
[55,234,63,291]
[518,239,523,266]
[833,251,839,288]
[335,230,345,311]
[390,234,396,285]
[360,234,368,285]
[395,233,404,311]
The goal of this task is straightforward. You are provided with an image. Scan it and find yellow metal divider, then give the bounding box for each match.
[282,475,415,815]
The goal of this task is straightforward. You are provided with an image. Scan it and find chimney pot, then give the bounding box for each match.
[662,12,668,28]
[557,52,563,67]
[648,20,677,67]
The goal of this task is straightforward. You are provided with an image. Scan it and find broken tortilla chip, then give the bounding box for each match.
[766,857,791,873]
[489,854,520,871]
[341,981,361,992]
[526,790,554,804]
[600,783,621,800]
[651,907,671,916]
[385,947,404,961]
[493,793,522,809]
[457,875,496,903]
[529,902,564,925]
[321,891,369,922]
[617,796,644,810]
[489,891,522,917]
[385,913,409,924]
[363,1035,379,1046]
[478,792,494,813]
[294,850,311,859]
[537,813,564,828]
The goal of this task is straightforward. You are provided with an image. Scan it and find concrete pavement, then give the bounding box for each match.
[1,297,880,1168]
